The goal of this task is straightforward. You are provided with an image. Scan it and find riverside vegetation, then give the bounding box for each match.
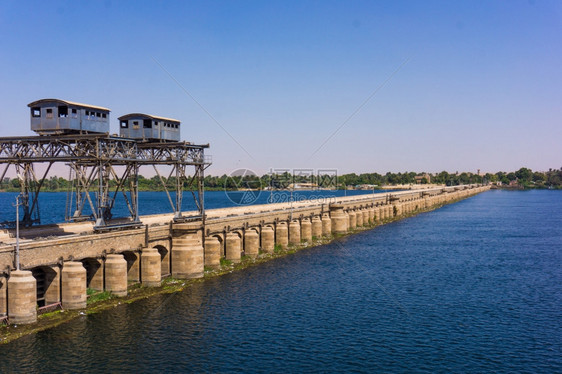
[1,167,560,192]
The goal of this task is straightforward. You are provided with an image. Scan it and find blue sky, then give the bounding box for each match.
[0,0,560,176]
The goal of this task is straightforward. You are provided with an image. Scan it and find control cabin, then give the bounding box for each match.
[118,113,180,142]
[28,98,110,135]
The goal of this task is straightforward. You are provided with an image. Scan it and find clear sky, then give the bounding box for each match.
[0,0,560,176]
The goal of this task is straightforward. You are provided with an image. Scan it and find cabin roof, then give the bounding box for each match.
[27,98,111,112]
[118,113,180,123]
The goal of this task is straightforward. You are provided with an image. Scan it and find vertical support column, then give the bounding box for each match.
[204,237,221,268]
[105,254,128,297]
[44,265,61,305]
[61,262,86,310]
[244,230,259,258]
[225,233,241,263]
[84,259,104,291]
[348,210,357,230]
[275,222,289,249]
[362,209,369,226]
[0,274,6,317]
[172,236,205,278]
[330,204,347,234]
[141,248,162,287]
[356,209,364,227]
[261,226,275,253]
[7,270,37,324]
[289,220,301,245]
[301,218,312,243]
[321,212,332,236]
[311,216,322,238]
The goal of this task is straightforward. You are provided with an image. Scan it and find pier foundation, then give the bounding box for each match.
[225,233,241,263]
[289,220,301,245]
[244,230,259,258]
[204,237,221,268]
[141,248,161,287]
[61,261,86,310]
[7,270,37,324]
[261,226,275,253]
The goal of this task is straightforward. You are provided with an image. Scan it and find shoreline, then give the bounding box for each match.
[0,196,467,345]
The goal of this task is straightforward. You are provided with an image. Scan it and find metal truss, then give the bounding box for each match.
[0,135,211,230]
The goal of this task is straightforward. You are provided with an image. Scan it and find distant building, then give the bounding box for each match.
[414,174,431,184]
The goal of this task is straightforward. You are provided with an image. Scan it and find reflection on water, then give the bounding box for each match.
[0,190,560,373]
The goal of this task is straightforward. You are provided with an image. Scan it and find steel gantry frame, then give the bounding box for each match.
[0,134,210,230]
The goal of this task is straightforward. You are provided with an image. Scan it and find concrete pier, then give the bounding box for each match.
[7,270,37,324]
[301,218,312,243]
[61,261,86,310]
[104,254,128,297]
[244,230,260,258]
[204,237,221,268]
[275,222,289,249]
[330,204,347,234]
[348,210,357,230]
[141,248,162,287]
[225,233,241,263]
[321,213,332,236]
[289,220,301,245]
[0,275,6,317]
[44,266,61,305]
[261,226,275,253]
[311,216,322,238]
[356,209,364,227]
[172,237,205,278]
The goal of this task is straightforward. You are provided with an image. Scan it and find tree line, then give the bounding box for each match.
[0,167,560,192]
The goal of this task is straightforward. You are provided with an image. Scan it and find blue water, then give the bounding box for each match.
[0,189,380,225]
[0,189,560,373]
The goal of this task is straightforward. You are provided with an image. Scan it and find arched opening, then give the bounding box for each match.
[155,245,170,277]
[81,258,103,291]
[31,266,59,308]
[122,251,140,283]
[212,234,224,258]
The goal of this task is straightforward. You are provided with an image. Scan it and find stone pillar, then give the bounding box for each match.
[289,220,301,245]
[141,248,162,287]
[363,210,369,226]
[204,237,221,269]
[368,207,375,224]
[356,209,364,227]
[276,222,289,249]
[172,236,205,278]
[61,262,86,310]
[244,230,260,258]
[377,206,383,222]
[321,213,332,236]
[44,266,61,305]
[261,227,275,253]
[387,205,393,219]
[0,274,6,317]
[311,216,322,238]
[105,254,128,297]
[330,204,347,234]
[7,270,37,324]
[348,210,357,230]
[394,204,402,217]
[225,233,241,263]
[301,218,312,243]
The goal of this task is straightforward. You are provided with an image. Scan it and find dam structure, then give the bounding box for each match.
[0,184,489,325]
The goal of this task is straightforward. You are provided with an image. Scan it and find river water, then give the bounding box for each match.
[0,189,560,373]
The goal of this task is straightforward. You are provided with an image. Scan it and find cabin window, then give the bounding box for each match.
[96,112,101,118]
[46,108,53,118]
[58,106,68,117]
[31,107,41,117]
[133,121,139,129]
[154,121,158,126]
[102,113,107,118]
[120,121,128,128]
[143,119,152,128]
[71,109,77,114]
